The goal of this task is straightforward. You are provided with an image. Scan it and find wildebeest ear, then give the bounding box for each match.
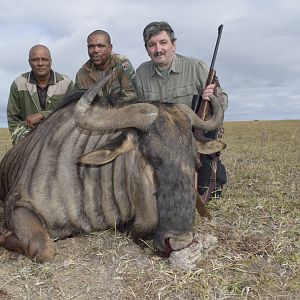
[195,135,226,154]
[78,133,136,165]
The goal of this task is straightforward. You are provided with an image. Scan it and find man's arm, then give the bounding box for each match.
[7,82,31,144]
[73,70,83,90]
[116,56,138,102]
[135,68,146,101]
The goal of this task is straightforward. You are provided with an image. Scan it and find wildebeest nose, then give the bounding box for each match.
[154,231,194,257]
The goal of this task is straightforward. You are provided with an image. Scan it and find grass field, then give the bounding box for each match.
[0,121,299,299]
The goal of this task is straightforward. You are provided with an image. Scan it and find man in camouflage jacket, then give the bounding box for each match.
[74,30,137,104]
[7,44,73,144]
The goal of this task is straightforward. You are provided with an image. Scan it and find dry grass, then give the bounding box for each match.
[0,129,11,156]
[0,121,299,299]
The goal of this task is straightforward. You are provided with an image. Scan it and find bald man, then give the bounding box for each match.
[7,44,73,144]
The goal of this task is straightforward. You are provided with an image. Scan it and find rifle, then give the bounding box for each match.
[195,24,223,120]
[194,24,224,203]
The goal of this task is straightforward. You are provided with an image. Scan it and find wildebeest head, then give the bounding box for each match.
[74,76,225,256]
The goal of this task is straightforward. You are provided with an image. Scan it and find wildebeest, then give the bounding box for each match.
[0,76,225,261]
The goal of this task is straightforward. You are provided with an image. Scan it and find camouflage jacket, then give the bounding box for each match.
[7,71,73,144]
[74,53,138,104]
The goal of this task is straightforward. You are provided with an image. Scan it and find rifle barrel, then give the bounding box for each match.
[196,25,224,118]
[209,24,223,71]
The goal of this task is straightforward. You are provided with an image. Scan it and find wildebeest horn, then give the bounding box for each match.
[177,94,224,131]
[74,75,158,131]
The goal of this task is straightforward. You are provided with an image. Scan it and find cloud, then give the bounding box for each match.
[0,0,299,127]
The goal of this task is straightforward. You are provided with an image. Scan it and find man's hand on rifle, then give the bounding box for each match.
[201,83,216,101]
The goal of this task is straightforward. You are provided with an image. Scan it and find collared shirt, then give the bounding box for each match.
[136,53,228,114]
[74,53,138,104]
[136,53,210,107]
[29,70,55,110]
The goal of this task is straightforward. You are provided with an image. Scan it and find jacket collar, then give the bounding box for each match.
[27,70,56,85]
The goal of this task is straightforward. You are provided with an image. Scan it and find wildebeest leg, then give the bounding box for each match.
[0,230,25,254]
[5,207,55,261]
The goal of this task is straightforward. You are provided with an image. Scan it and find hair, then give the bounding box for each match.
[87,30,111,44]
[143,21,177,47]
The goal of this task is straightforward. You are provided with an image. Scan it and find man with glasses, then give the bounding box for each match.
[7,44,73,144]
[74,30,138,104]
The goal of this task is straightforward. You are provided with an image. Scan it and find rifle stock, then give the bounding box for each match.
[197,69,216,120]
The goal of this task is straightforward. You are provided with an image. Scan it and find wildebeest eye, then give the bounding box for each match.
[150,156,163,166]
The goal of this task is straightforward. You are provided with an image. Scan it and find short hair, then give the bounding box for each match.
[143,21,176,47]
[87,30,111,44]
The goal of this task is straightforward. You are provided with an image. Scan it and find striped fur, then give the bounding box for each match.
[1,100,162,241]
[0,94,218,257]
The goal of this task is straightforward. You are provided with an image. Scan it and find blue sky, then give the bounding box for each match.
[0,0,299,127]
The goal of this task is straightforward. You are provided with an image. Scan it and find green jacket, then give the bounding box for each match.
[7,71,73,144]
[74,53,138,104]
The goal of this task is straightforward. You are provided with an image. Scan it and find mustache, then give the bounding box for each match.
[154,51,165,57]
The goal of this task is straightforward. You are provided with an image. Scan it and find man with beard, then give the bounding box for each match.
[136,21,228,201]
[74,30,138,104]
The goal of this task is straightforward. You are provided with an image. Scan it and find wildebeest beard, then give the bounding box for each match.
[133,110,198,255]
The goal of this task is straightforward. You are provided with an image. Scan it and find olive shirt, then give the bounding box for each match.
[7,71,73,144]
[74,53,138,104]
[136,53,228,111]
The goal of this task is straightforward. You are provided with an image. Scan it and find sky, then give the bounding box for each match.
[0,0,299,127]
